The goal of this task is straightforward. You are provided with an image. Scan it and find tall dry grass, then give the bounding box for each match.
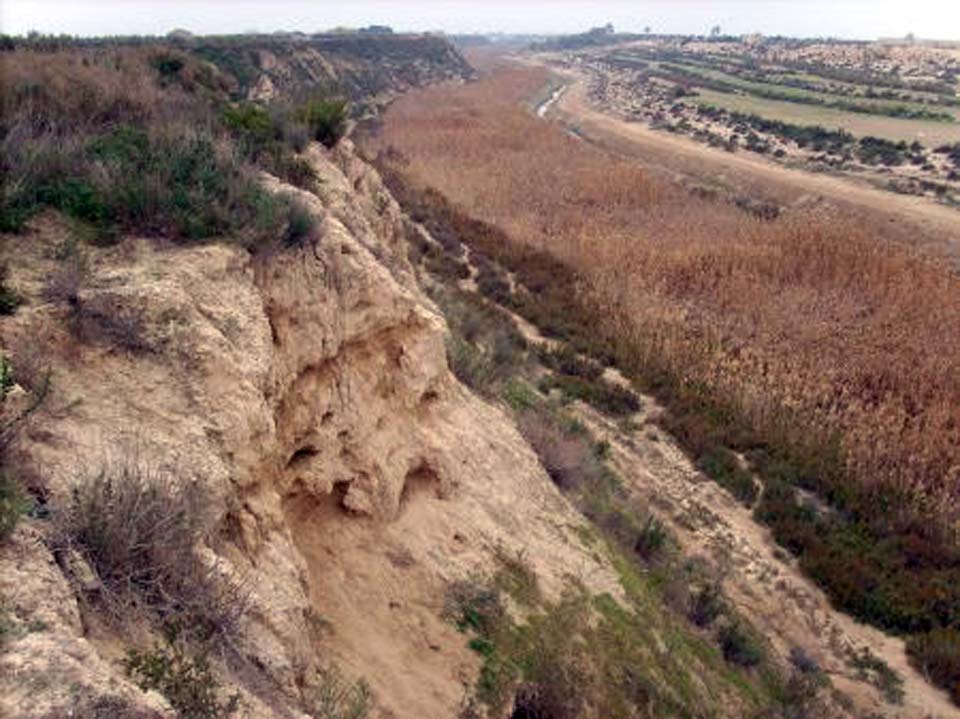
[369,64,960,530]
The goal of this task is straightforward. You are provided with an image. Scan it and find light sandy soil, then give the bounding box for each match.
[531,64,960,258]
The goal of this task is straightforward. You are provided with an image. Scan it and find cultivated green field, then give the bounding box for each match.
[660,61,956,115]
[689,88,960,144]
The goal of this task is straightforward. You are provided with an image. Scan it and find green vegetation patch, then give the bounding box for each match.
[0,45,338,252]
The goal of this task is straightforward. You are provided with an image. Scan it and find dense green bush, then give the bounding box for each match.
[689,582,725,627]
[536,346,604,382]
[434,288,527,395]
[538,373,641,417]
[282,197,318,247]
[0,264,20,315]
[718,622,764,667]
[149,53,185,78]
[125,625,239,719]
[301,97,349,149]
[857,136,909,166]
[696,447,758,505]
[633,514,668,560]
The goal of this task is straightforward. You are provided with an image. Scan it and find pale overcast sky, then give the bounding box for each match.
[2,1,959,41]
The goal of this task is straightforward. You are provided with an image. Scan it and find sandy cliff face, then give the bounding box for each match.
[187,34,475,104]
[0,143,618,719]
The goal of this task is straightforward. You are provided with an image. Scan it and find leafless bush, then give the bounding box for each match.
[516,410,599,492]
[81,295,153,353]
[43,695,165,719]
[43,244,90,310]
[443,573,506,636]
[0,344,51,456]
[305,665,374,719]
[52,458,246,640]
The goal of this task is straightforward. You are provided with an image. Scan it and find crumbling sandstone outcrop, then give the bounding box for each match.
[0,144,620,719]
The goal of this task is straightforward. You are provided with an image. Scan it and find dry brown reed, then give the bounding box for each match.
[370,63,960,528]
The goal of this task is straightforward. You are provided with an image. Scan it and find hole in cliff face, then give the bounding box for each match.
[331,480,350,509]
[286,478,355,523]
[321,410,334,425]
[287,445,319,469]
[268,316,281,347]
[400,463,442,509]
[420,389,439,405]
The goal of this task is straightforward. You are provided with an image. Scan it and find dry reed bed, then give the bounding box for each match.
[371,64,960,529]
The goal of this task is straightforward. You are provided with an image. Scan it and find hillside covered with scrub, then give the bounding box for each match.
[0,29,958,719]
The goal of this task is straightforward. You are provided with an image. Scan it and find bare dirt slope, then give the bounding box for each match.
[536,64,960,257]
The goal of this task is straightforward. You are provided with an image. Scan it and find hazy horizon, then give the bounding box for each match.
[3,0,960,42]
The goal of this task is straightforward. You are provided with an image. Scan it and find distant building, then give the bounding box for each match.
[166,29,194,41]
[359,25,394,35]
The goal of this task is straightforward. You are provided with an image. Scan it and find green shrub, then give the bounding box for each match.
[301,97,349,149]
[444,575,507,637]
[536,346,603,382]
[436,288,526,394]
[774,666,829,719]
[0,473,30,541]
[150,54,186,79]
[125,626,239,719]
[633,514,668,560]
[538,373,641,417]
[718,622,764,667]
[0,358,13,399]
[847,647,904,704]
[447,335,496,391]
[223,104,275,151]
[689,582,725,627]
[273,153,318,190]
[696,447,758,505]
[907,628,960,704]
[282,197,317,247]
